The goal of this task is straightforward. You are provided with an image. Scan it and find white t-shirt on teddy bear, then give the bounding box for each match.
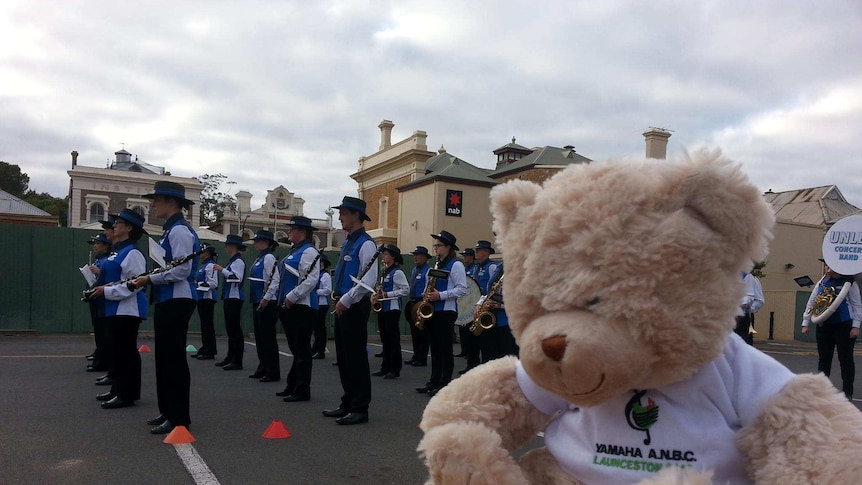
[516,334,795,485]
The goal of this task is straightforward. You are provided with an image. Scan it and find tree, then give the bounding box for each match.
[24,191,69,227]
[197,173,236,227]
[0,161,30,197]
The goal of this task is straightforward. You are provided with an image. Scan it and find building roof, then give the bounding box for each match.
[493,137,531,154]
[491,145,591,178]
[110,160,165,175]
[0,189,51,216]
[398,152,498,191]
[763,185,860,226]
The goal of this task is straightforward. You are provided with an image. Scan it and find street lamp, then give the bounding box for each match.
[325,206,334,249]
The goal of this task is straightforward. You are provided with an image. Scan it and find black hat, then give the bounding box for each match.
[286,215,318,231]
[321,255,332,268]
[430,231,459,251]
[99,214,118,230]
[115,208,147,231]
[411,246,431,257]
[382,244,403,265]
[460,248,476,257]
[202,245,218,258]
[88,233,110,245]
[142,181,195,208]
[252,229,279,246]
[224,234,247,251]
[475,240,496,254]
[333,196,371,222]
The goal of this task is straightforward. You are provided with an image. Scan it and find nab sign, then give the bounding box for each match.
[445,189,463,217]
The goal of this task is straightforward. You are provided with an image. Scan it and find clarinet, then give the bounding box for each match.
[82,248,204,301]
[330,245,384,313]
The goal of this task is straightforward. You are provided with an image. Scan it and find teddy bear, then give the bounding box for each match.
[418,149,862,484]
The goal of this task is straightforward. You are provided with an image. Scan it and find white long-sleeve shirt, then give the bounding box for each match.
[740,273,764,314]
[339,239,379,308]
[802,278,862,328]
[317,271,332,307]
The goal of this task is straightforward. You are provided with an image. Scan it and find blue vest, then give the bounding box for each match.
[823,277,853,324]
[333,229,374,296]
[196,260,217,300]
[464,262,478,280]
[152,214,200,303]
[433,257,457,312]
[411,264,428,299]
[381,265,402,312]
[488,263,508,327]
[221,253,245,300]
[250,250,274,303]
[476,259,494,295]
[102,240,148,319]
[277,242,319,309]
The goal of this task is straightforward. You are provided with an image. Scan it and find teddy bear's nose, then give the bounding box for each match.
[541,335,567,362]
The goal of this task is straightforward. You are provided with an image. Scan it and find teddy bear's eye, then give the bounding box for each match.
[586,297,600,307]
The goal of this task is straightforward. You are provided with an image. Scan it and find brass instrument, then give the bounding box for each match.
[469,274,504,336]
[371,283,384,313]
[411,259,442,330]
[810,285,837,318]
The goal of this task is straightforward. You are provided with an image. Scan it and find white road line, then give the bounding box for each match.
[174,443,220,485]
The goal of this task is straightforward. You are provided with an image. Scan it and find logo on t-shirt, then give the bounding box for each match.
[625,390,659,445]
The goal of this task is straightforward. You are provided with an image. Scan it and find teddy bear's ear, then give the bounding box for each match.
[490,179,541,239]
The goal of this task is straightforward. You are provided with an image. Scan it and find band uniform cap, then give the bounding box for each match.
[475,240,496,254]
[321,254,332,268]
[202,245,218,258]
[411,246,431,257]
[88,233,111,245]
[286,215,318,231]
[116,208,147,232]
[252,229,279,246]
[460,248,476,257]
[430,231,459,251]
[224,234,248,250]
[382,244,404,265]
[333,196,371,222]
[99,214,118,230]
[142,181,195,206]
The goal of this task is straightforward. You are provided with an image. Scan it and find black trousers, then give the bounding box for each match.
[280,304,314,396]
[154,299,195,426]
[427,310,456,388]
[312,306,329,356]
[92,315,113,375]
[253,301,280,379]
[223,299,244,364]
[458,325,481,369]
[405,300,429,364]
[333,297,372,413]
[816,320,857,399]
[377,309,403,375]
[108,316,141,401]
[734,313,754,345]
[197,299,217,357]
[480,325,519,363]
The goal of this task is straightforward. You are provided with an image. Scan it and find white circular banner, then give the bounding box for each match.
[823,214,862,276]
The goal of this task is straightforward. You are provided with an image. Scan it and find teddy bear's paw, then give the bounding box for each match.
[632,466,713,485]
[418,422,530,485]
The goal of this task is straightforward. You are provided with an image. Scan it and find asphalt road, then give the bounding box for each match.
[0,335,859,484]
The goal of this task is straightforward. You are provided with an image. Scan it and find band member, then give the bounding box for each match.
[416,231,467,397]
[89,209,148,409]
[322,196,377,425]
[249,230,281,382]
[460,240,497,374]
[275,216,320,402]
[477,262,518,362]
[735,270,764,345]
[455,248,477,358]
[802,265,862,400]
[371,244,409,379]
[312,256,332,359]
[213,234,246,370]
[86,231,113,377]
[405,246,431,367]
[88,215,117,374]
[192,245,218,360]
[131,181,200,435]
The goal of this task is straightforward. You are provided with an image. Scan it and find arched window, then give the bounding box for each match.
[89,203,105,223]
[378,197,389,228]
[131,206,146,217]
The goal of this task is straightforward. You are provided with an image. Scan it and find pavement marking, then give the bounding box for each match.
[174,443,221,485]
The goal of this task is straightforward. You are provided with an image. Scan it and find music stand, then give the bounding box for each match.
[794,275,815,287]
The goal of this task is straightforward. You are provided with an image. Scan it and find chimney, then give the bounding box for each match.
[643,128,671,159]
[71,150,78,167]
[378,120,394,151]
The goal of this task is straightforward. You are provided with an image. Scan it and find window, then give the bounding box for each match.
[131,206,146,217]
[89,203,105,223]
[378,197,389,228]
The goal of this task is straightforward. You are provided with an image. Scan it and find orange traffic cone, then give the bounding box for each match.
[262,420,291,439]
[138,344,151,353]
[163,425,196,444]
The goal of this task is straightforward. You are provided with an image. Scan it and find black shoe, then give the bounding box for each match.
[95,377,115,386]
[283,394,310,402]
[454,352,466,358]
[101,397,134,409]
[150,420,175,435]
[331,361,339,366]
[275,388,295,397]
[215,360,230,367]
[189,354,199,359]
[248,372,264,379]
[371,370,387,376]
[259,376,279,383]
[428,387,442,397]
[86,365,107,372]
[196,354,215,360]
[383,372,399,379]
[403,360,414,366]
[95,374,109,382]
[374,352,384,357]
[416,385,433,393]
[146,414,168,426]
[86,354,95,361]
[458,367,473,375]
[322,406,349,418]
[336,413,368,425]
[96,391,115,401]
[223,363,243,370]
[411,361,427,367]
[312,353,325,359]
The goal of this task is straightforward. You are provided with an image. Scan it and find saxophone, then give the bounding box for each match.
[411,259,442,330]
[469,274,504,336]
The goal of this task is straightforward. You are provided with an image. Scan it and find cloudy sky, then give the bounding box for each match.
[2,0,861,220]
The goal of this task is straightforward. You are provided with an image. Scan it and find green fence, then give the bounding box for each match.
[0,223,417,338]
